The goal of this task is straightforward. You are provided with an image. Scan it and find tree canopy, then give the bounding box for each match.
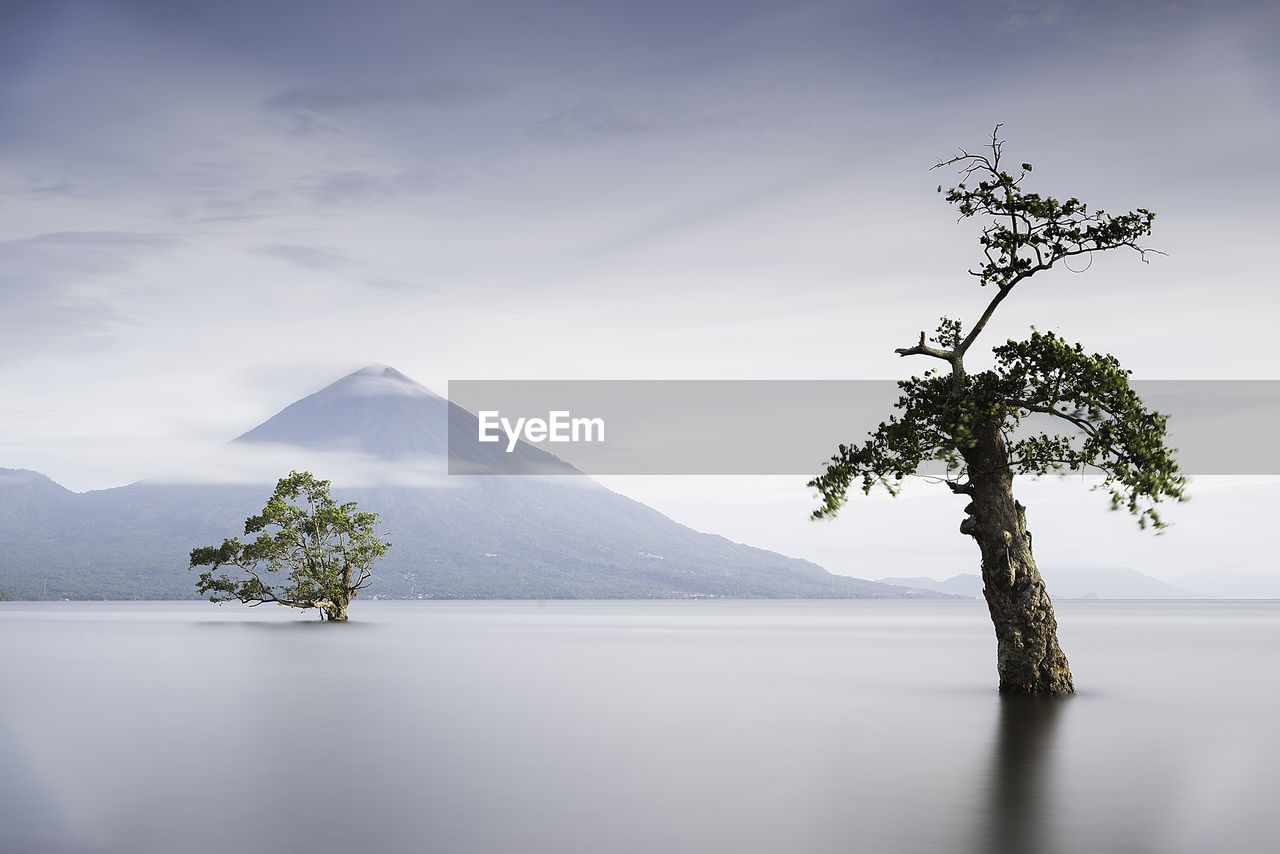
[810,127,1186,530]
[189,471,389,621]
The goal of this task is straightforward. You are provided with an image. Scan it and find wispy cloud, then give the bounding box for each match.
[0,177,75,198]
[151,441,456,488]
[0,231,177,277]
[367,277,437,294]
[985,0,1215,34]
[254,243,358,270]
[301,169,437,208]
[0,230,178,359]
[530,101,651,145]
[268,80,497,114]
[266,80,499,136]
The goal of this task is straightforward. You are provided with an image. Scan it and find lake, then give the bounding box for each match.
[1,599,1277,853]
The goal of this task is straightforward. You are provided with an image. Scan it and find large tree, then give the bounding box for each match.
[810,127,1186,695]
[189,471,389,621]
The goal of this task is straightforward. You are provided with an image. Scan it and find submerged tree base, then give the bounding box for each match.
[977,540,1075,696]
[999,677,1074,697]
[981,580,1075,696]
[979,552,1075,696]
[993,632,1074,697]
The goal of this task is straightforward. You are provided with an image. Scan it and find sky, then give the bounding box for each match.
[3,0,1279,587]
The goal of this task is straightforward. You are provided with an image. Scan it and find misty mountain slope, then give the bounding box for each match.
[0,469,76,528]
[0,478,268,600]
[358,476,879,599]
[0,469,89,597]
[0,366,926,600]
[880,568,1197,600]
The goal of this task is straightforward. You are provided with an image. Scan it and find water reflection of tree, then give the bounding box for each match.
[973,695,1066,854]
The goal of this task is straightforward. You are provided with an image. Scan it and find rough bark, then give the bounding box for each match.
[960,418,1074,695]
[321,596,350,622]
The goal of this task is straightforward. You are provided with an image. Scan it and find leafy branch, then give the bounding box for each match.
[811,128,1183,530]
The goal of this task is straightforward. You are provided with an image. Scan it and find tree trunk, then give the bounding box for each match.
[323,564,356,622]
[960,419,1074,695]
[322,595,350,622]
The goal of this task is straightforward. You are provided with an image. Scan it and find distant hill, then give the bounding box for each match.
[878,574,984,598]
[0,366,936,601]
[880,567,1197,600]
[1173,570,1280,599]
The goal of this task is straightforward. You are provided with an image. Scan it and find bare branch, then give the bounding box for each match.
[895,330,955,362]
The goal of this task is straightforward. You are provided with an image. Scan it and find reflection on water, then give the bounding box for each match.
[978,696,1065,854]
[2,600,1279,854]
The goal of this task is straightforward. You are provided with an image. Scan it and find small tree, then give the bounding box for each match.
[810,127,1186,695]
[189,471,389,621]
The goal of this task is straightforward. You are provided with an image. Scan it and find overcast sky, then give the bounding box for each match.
[3,0,1278,584]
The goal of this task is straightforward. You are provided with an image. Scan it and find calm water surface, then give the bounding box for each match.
[1,599,1277,853]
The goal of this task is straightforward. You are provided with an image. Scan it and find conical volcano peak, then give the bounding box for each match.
[351,364,412,381]
[231,365,447,455]
[227,364,582,476]
[329,365,437,399]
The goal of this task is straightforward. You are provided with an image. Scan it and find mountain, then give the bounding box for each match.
[1041,566,1197,599]
[1173,570,1280,599]
[0,366,933,601]
[0,469,79,599]
[231,366,570,474]
[235,366,445,452]
[0,468,76,524]
[878,574,984,598]
[879,567,1197,600]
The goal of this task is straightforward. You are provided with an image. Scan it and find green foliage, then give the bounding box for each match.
[811,330,1186,528]
[931,317,964,349]
[809,372,969,511]
[934,126,1156,290]
[189,471,389,618]
[811,128,1185,530]
[992,330,1186,526]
